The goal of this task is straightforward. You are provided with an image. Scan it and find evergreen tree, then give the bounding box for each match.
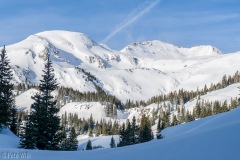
[88,114,94,137]
[171,115,179,126]
[19,116,37,149]
[213,101,221,114]
[117,123,126,147]
[130,116,138,144]
[157,117,161,131]
[16,113,23,137]
[139,114,152,143]
[59,127,78,151]
[0,46,14,129]
[85,139,92,150]
[221,100,229,112]
[112,120,119,135]
[124,119,131,145]
[156,130,163,139]
[58,131,68,151]
[113,105,117,118]
[9,104,17,135]
[194,101,201,119]
[27,55,61,150]
[110,136,116,148]
[68,127,78,151]
[230,98,237,110]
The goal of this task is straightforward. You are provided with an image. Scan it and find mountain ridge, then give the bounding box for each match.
[2,30,240,101]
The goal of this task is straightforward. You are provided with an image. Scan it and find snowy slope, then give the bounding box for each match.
[0,128,19,149]
[185,83,240,111]
[3,30,240,101]
[77,135,119,150]
[59,102,107,122]
[1,107,239,160]
[15,88,39,111]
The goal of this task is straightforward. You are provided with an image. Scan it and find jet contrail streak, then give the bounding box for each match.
[102,0,161,43]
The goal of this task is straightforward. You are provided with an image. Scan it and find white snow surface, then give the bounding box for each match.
[1,107,240,160]
[59,102,107,122]
[185,83,240,111]
[3,30,240,101]
[77,135,119,150]
[0,128,19,149]
[15,88,39,111]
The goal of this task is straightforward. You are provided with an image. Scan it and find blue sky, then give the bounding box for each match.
[0,0,240,53]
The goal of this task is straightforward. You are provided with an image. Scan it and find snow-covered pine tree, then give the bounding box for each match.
[30,55,62,150]
[0,46,15,129]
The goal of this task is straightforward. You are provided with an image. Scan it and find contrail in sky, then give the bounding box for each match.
[102,0,161,43]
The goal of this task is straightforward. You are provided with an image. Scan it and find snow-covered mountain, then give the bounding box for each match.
[3,30,240,101]
[121,40,223,59]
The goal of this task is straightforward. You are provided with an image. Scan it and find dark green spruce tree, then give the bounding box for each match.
[130,116,139,144]
[117,123,126,147]
[59,127,78,151]
[19,116,37,149]
[156,117,164,139]
[21,55,62,150]
[0,46,15,130]
[85,139,92,150]
[139,114,153,143]
[110,136,116,148]
[35,55,61,150]
[68,127,78,151]
[9,102,17,135]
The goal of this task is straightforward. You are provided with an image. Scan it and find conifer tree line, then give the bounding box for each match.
[154,97,239,136]
[56,87,123,110]
[14,83,123,111]
[61,113,121,137]
[125,71,240,109]
[192,98,238,119]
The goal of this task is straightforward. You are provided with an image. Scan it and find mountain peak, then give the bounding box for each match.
[33,30,99,49]
[121,40,223,59]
